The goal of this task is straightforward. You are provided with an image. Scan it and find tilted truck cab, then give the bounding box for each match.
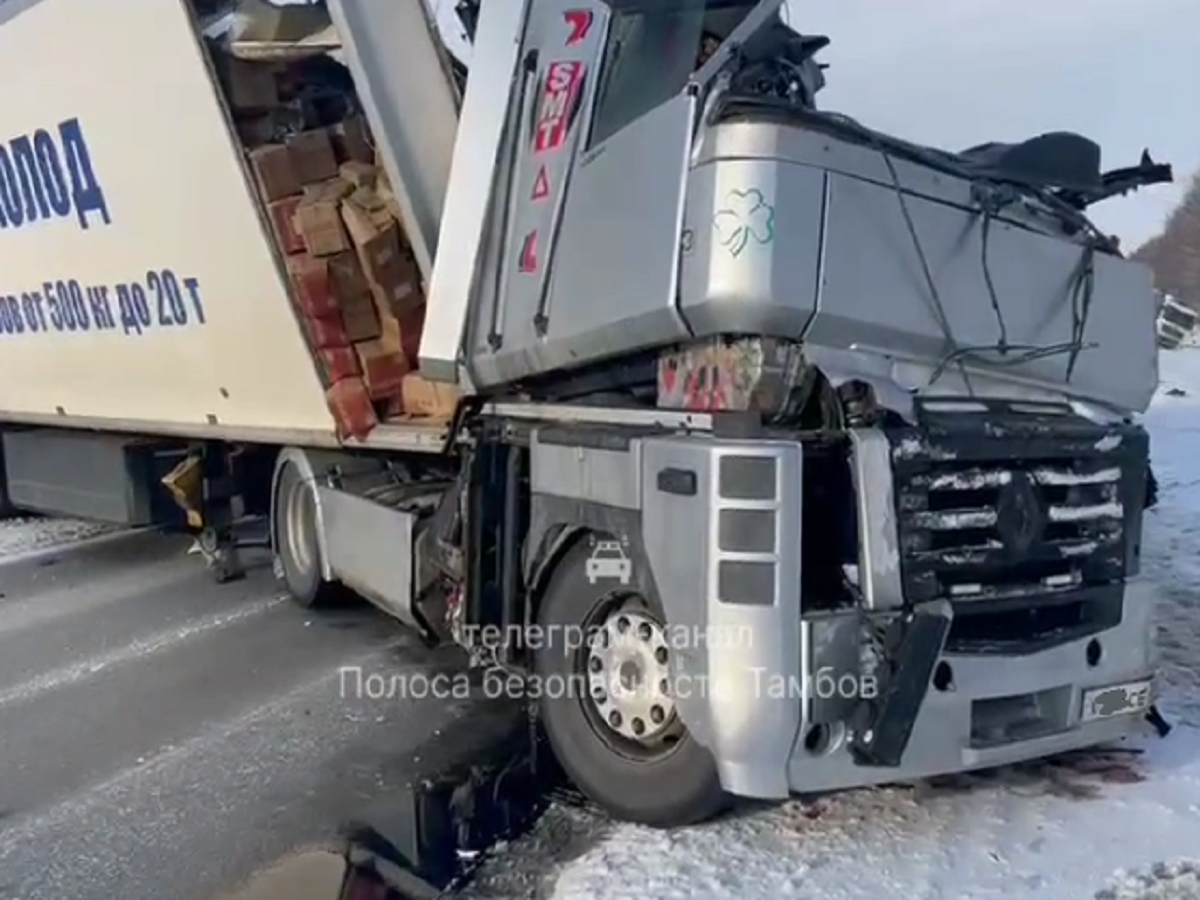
[0,0,1171,830]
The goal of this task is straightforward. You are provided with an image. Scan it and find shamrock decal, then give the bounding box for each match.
[713,188,775,257]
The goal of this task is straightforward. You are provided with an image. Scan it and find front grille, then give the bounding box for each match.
[889,413,1147,609]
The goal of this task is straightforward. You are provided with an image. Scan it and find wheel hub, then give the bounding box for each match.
[586,608,675,742]
[284,479,316,575]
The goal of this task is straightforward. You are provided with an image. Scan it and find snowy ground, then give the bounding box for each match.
[472,348,1200,900]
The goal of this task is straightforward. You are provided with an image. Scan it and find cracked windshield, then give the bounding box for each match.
[0,0,1197,898]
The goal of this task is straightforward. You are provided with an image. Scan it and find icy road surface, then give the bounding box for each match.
[462,347,1200,900]
[0,523,493,900]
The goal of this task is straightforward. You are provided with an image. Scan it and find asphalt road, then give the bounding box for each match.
[0,528,501,900]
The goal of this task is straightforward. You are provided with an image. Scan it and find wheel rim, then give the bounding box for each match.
[283,474,317,577]
[581,597,682,758]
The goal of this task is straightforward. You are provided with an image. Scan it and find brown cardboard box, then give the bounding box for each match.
[380,303,425,365]
[326,251,370,299]
[317,346,360,384]
[287,129,339,186]
[247,145,299,202]
[350,185,391,218]
[304,312,349,350]
[217,57,278,111]
[339,161,377,190]
[341,294,380,342]
[303,179,350,202]
[400,373,458,418]
[354,340,410,400]
[329,116,374,165]
[237,115,276,148]
[359,225,422,314]
[377,181,405,226]
[267,196,305,255]
[340,190,393,248]
[295,183,350,256]
[326,378,378,439]
[287,256,339,318]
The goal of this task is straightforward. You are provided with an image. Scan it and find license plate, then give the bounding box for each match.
[1081,680,1152,722]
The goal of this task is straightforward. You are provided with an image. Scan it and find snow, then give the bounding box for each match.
[545,347,1200,900]
[0,516,122,561]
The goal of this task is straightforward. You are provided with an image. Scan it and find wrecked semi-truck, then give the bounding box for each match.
[0,0,1171,828]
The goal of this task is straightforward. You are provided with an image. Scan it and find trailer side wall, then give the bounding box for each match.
[0,0,337,436]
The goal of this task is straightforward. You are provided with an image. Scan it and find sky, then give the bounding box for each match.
[430,0,1198,251]
[785,0,1200,251]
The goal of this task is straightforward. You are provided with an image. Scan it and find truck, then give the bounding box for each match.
[0,0,1172,838]
[1157,293,1199,349]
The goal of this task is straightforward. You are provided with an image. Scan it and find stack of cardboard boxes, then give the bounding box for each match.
[220,54,456,439]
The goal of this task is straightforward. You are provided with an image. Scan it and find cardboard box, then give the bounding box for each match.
[302,179,350,202]
[287,256,340,317]
[237,115,277,148]
[295,183,350,256]
[341,296,381,342]
[329,115,374,165]
[317,346,360,383]
[326,378,378,439]
[287,129,339,185]
[354,340,410,400]
[304,312,349,350]
[380,303,425,365]
[339,161,377,190]
[326,250,370,299]
[400,373,458,418]
[217,57,279,111]
[247,145,299,202]
[267,196,305,255]
[340,190,394,248]
[359,225,422,314]
[377,181,405,226]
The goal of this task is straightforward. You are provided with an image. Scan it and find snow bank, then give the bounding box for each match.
[0,516,122,561]
[1154,346,1200,405]
[551,731,1200,900]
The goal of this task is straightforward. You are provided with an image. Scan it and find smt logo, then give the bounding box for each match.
[534,60,584,154]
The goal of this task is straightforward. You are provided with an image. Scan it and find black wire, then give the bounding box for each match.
[875,149,971,390]
[875,143,1105,391]
[975,185,1011,353]
[1065,240,1097,381]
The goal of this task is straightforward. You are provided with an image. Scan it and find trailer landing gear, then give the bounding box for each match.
[163,442,271,584]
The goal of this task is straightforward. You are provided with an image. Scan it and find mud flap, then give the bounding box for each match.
[848,601,952,768]
[337,699,553,898]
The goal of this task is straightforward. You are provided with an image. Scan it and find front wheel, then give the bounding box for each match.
[535,540,728,827]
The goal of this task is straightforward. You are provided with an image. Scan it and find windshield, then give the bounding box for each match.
[590,0,757,146]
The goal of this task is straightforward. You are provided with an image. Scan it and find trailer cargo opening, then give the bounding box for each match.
[0,0,1175,869]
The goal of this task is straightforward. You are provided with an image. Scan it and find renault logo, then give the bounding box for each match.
[995,472,1045,554]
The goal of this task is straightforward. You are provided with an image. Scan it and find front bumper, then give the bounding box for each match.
[705,577,1157,799]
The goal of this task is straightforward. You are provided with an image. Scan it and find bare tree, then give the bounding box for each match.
[1134,171,1200,310]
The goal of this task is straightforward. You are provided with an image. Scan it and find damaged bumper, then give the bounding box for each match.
[786,576,1158,794]
[686,576,1157,800]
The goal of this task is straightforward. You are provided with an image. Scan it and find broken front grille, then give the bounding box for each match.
[889,412,1147,607]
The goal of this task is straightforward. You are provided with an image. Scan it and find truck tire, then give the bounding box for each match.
[273,459,338,608]
[535,540,728,827]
